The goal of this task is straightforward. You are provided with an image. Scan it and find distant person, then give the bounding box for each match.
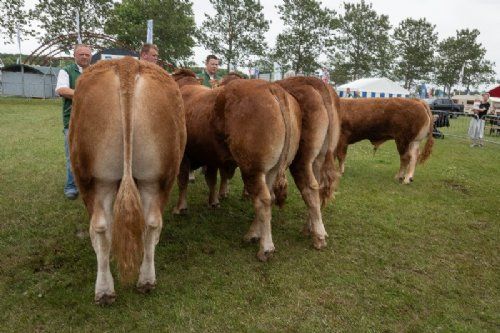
[345,87,353,98]
[140,43,159,64]
[201,54,220,88]
[468,93,490,147]
[321,67,330,84]
[55,44,92,199]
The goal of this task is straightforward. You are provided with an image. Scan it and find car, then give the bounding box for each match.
[423,98,464,113]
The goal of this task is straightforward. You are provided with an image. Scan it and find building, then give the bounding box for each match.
[0,64,60,98]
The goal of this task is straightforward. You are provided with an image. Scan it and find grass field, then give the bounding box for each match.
[0,97,499,332]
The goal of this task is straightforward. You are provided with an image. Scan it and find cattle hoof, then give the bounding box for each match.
[94,292,116,306]
[209,202,220,209]
[219,192,229,200]
[172,207,188,215]
[312,236,327,250]
[409,177,414,183]
[137,282,156,294]
[257,249,274,262]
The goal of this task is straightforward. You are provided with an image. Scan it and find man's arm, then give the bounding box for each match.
[55,69,74,99]
[56,87,75,99]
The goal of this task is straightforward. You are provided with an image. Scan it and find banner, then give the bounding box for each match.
[147,20,154,44]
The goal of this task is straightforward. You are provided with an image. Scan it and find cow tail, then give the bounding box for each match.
[112,58,145,284]
[270,86,291,208]
[418,102,434,164]
[319,85,341,207]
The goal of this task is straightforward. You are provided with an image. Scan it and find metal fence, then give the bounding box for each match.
[431,110,500,146]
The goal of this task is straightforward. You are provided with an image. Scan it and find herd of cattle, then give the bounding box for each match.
[69,57,434,304]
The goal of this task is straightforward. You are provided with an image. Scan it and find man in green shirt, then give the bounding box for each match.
[55,44,92,199]
[201,54,220,88]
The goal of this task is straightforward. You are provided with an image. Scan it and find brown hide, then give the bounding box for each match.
[172,69,229,170]
[276,77,341,206]
[337,97,433,182]
[70,57,186,302]
[173,73,301,260]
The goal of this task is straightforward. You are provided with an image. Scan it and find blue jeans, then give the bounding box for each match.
[64,129,78,194]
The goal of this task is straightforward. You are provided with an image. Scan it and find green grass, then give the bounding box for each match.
[1,97,499,332]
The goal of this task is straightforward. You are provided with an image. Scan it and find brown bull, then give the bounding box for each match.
[275,76,341,249]
[172,69,301,260]
[336,98,433,183]
[171,69,233,211]
[69,58,186,304]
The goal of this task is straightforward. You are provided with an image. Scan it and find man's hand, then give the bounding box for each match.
[56,87,75,99]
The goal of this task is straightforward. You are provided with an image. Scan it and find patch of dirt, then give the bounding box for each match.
[443,180,470,194]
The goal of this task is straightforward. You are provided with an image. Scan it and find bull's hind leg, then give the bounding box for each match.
[137,180,165,293]
[395,140,411,183]
[219,164,236,200]
[89,180,118,305]
[173,158,189,214]
[204,166,220,208]
[292,157,328,250]
[402,141,420,184]
[242,172,275,261]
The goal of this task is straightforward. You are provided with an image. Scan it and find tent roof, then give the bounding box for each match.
[338,77,410,95]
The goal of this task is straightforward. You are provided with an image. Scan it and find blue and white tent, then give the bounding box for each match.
[337,77,410,98]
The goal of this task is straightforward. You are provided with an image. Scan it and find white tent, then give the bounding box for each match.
[337,77,410,98]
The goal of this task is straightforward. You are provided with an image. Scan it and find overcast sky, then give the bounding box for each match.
[1,0,499,78]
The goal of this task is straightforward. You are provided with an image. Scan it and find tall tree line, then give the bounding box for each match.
[1,0,495,91]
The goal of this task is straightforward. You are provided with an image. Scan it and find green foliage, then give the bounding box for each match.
[105,0,196,65]
[0,0,33,42]
[198,0,270,71]
[274,0,336,75]
[0,97,499,331]
[435,29,495,95]
[30,0,114,52]
[393,18,438,89]
[329,0,393,83]
[0,53,28,66]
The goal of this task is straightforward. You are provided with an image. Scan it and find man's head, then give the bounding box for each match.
[74,44,92,69]
[205,55,219,76]
[482,93,490,101]
[140,44,159,64]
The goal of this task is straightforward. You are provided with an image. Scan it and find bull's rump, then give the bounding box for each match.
[70,61,185,184]
[222,80,300,172]
[181,87,222,167]
[340,98,431,144]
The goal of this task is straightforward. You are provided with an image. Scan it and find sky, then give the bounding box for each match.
[1,0,499,78]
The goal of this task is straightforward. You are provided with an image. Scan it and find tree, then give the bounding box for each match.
[0,0,33,43]
[435,29,495,95]
[30,0,113,51]
[392,18,438,89]
[274,0,336,75]
[329,0,394,83]
[105,0,196,65]
[198,0,270,72]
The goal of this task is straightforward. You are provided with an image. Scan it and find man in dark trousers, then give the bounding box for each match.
[55,44,92,199]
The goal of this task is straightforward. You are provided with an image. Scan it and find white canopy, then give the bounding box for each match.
[337,77,410,98]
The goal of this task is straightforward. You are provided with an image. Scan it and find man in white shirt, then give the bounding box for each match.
[55,44,92,199]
